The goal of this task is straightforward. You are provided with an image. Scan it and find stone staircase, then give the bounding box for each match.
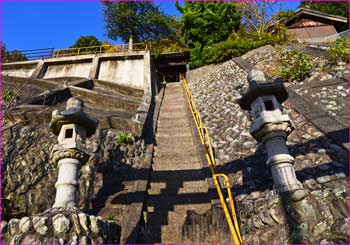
[142,83,213,243]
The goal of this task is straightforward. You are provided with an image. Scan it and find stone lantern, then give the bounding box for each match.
[49,97,98,208]
[237,70,304,196]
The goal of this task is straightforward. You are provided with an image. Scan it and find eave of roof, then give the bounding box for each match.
[286,8,348,25]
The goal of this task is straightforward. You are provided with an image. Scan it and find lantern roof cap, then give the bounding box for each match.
[49,97,98,137]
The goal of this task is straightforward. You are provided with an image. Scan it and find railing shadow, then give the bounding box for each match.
[94,127,349,243]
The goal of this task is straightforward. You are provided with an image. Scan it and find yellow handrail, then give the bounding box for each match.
[54,43,148,58]
[180,73,243,244]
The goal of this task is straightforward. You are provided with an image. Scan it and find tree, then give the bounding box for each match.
[67,35,101,55]
[70,35,101,48]
[102,1,179,43]
[299,1,349,18]
[176,1,241,47]
[238,1,292,36]
[1,43,27,63]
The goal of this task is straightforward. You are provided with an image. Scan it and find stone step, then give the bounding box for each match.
[157,119,191,128]
[161,101,186,106]
[147,180,208,193]
[156,135,194,145]
[166,83,181,87]
[173,203,212,213]
[162,95,185,100]
[160,104,187,110]
[156,121,191,128]
[147,185,208,196]
[165,90,183,95]
[165,87,182,91]
[162,95,185,101]
[177,185,209,194]
[156,126,192,134]
[159,109,187,116]
[161,225,183,243]
[163,210,187,232]
[152,161,203,171]
[182,180,209,189]
[154,151,197,160]
[149,169,207,184]
[160,203,212,243]
[159,112,187,119]
[155,140,195,150]
[154,145,197,155]
[156,130,192,138]
[153,154,199,165]
[159,115,187,121]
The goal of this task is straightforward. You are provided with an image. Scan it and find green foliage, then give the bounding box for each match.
[273,10,295,21]
[190,41,204,68]
[107,215,115,221]
[177,2,241,47]
[193,29,290,67]
[1,43,27,63]
[177,1,293,68]
[70,36,102,53]
[2,89,15,102]
[102,1,178,43]
[300,1,349,18]
[177,2,242,68]
[327,38,349,63]
[71,36,101,48]
[274,50,313,82]
[116,132,132,145]
[146,38,188,57]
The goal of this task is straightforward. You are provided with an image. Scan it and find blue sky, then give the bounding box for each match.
[1,1,300,51]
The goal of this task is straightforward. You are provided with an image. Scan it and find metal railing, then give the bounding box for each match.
[4,48,54,62]
[54,43,147,58]
[180,74,243,244]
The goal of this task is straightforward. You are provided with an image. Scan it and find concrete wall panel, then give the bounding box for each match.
[2,68,36,78]
[2,62,38,78]
[43,62,91,79]
[98,59,144,90]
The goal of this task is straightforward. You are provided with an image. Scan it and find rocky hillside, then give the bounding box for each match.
[186,44,349,243]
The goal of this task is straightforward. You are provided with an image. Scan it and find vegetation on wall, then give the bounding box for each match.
[273,50,313,82]
[327,37,349,63]
[1,44,27,63]
[174,1,292,68]
[200,29,290,66]
[115,132,132,145]
[2,89,15,103]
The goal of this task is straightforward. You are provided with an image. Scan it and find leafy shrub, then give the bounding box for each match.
[274,50,313,82]
[115,132,132,145]
[190,41,205,68]
[146,38,188,57]
[191,28,291,67]
[327,37,349,63]
[2,89,15,102]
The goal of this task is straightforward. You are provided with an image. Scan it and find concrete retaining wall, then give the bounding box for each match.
[2,51,153,91]
[43,60,92,79]
[2,61,38,78]
[98,58,144,89]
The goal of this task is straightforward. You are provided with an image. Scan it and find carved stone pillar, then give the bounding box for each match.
[49,97,98,208]
[238,70,305,198]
